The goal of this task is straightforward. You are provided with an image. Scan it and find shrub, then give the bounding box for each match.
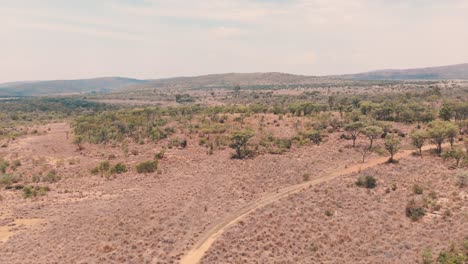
[91,167,99,175]
[421,248,433,264]
[306,130,323,145]
[436,239,468,264]
[0,174,18,185]
[23,185,50,199]
[155,149,166,160]
[136,160,158,173]
[0,159,9,174]
[180,139,188,148]
[110,163,127,174]
[413,184,424,195]
[42,170,61,183]
[442,148,465,167]
[356,175,377,189]
[406,198,426,221]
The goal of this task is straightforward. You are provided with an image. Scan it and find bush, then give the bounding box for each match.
[91,167,99,175]
[0,159,9,174]
[356,175,377,189]
[421,248,433,264]
[413,184,424,195]
[435,239,468,264]
[110,163,127,174]
[155,149,166,160]
[23,185,50,198]
[406,198,426,221]
[42,170,61,183]
[136,160,158,173]
[0,174,18,185]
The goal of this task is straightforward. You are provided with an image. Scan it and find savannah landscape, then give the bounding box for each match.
[1,1,468,263]
[0,72,467,264]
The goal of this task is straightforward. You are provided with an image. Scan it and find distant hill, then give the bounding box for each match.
[0,77,147,97]
[2,63,468,97]
[342,63,468,80]
[141,72,329,90]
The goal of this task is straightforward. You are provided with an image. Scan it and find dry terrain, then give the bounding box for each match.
[0,120,407,264]
[0,94,466,264]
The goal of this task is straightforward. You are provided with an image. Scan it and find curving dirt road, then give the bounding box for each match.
[180,144,446,264]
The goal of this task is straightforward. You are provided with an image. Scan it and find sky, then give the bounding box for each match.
[1,0,468,83]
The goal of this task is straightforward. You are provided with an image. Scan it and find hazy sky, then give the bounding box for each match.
[1,0,468,82]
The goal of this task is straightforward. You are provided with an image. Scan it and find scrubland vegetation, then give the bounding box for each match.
[0,79,467,263]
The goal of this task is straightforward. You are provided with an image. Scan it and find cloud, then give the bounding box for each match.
[210,27,247,38]
[0,0,467,82]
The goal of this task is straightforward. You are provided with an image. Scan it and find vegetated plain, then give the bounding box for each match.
[0,72,467,264]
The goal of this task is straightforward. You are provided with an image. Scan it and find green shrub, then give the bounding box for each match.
[356,175,377,189]
[23,185,50,198]
[0,159,9,173]
[436,240,468,264]
[136,160,158,173]
[0,174,18,185]
[421,248,433,264]
[406,199,426,221]
[110,163,127,174]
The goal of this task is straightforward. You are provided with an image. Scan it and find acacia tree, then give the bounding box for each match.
[427,121,459,155]
[442,148,464,168]
[229,129,254,159]
[446,124,459,148]
[410,130,427,156]
[362,125,383,149]
[384,134,400,163]
[345,121,365,147]
[356,144,371,163]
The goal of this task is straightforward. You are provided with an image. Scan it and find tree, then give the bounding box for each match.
[427,121,459,155]
[439,103,454,121]
[233,85,241,97]
[356,144,371,163]
[345,121,365,147]
[441,148,464,168]
[362,125,383,149]
[384,134,400,163]
[229,129,254,159]
[446,124,459,148]
[410,130,427,156]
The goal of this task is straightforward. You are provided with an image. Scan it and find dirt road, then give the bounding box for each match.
[180,144,444,264]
